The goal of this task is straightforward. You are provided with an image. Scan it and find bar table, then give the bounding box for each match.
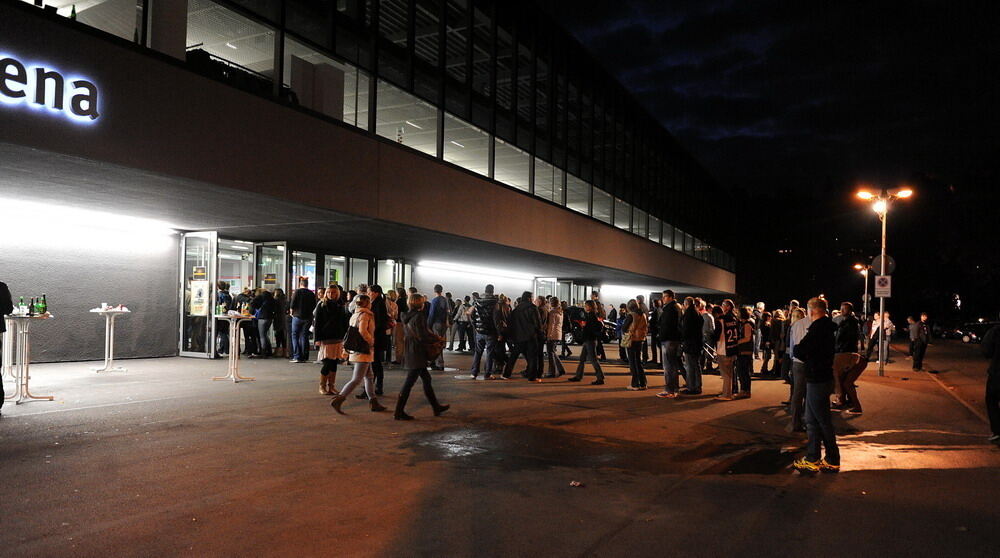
[90,308,130,373]
[213,314,256,382]
[3,313,55,405]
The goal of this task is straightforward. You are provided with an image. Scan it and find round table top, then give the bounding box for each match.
[4,313,54,320]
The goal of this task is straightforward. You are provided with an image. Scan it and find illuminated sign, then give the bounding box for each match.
[0,52,100,123]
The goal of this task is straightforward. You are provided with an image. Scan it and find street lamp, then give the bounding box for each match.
[853,263,872,320]
[856,185,914,376]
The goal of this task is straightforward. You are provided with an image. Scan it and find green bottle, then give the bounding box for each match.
[39,294,48,314]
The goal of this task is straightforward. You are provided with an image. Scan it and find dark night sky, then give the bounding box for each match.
[540,0,999,323]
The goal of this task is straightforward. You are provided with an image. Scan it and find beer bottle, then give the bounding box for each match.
[39,294,48,314]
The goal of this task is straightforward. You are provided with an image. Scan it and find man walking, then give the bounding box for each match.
[980,324,1000,444]
[427,284,449,370]
[832,302,862,413]
[501,292,543,381]
[289,277,317,363]
[656,290,683,399]
[792,297,840,474]
[909,314,930,371]
[590,291,607,361]
[458,284,499,380]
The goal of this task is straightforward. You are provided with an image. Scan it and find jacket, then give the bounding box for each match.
[290,288,318,320]
[909,321,929,343]
[737,320,754,355]
[579,311,602,342]
[401,309,435,370]
[702,312,715,339]
[0,281,12,333]
[545,307,564,341]
[770,318,787,351]
[348,307,375,363]
[471,294,499,335]
[251,292,276,320]
[835,314,861,353]
[314,299,349,343]
[217,290,234,312]
[794,315,836,383]
[370,295,390,350]
[681,305,702,353]
[715,311,739,357]
[982,325,1000,377]
[625,311,648,344]
[658,300,682,342]
[427,295,449,325]
[509,299,543,343]
[494,303,511,338]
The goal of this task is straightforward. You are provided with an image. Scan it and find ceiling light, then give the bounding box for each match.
[225,42,238,49]
[405,120,423,129]
[450,141,465,148]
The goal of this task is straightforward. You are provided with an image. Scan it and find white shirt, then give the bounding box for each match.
[789,317,813,364]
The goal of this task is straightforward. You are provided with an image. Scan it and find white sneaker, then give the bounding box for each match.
[454,374,476,380]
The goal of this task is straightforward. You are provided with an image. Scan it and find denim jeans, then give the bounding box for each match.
[660,341,682,393]
[431,322,448,367]
[503,339,541,380]
[736,354,752,394]
[338,361,375,399]
[789,362,807,430]
[717,355,735,398]
[471,333,497,378]
[683,351,702,392]
[545,340,566,377]
[627,342,646,387]
[256,318,273,356]
[290,317,311,361]
[574,340,604,381]
[804,380,839,464]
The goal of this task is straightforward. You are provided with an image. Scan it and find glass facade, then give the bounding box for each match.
[42,0,735,271]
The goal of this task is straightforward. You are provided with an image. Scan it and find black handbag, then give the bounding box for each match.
[342,325,369,354]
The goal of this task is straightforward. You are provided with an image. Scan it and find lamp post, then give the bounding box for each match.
[853,263,871,320]
[856,186,913,377]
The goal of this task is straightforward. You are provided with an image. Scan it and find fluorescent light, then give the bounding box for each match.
[225,42,238,49]
[405,120,423,130]
[417,260,536,281]
[450,140,465,148]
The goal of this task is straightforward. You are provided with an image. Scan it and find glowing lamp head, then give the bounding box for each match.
[896,188,913,198]
[853,263,864,270]
[856,190,875,200]
[873,199,888,214]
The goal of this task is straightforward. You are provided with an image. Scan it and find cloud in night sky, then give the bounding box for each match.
[539,0,998,198]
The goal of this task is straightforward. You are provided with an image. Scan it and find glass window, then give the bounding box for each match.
[632,209,648,239]
[292,251,317,291]
[376,80,438,157]
[566,175,590,215]
[349,258,370,289]
[376,259,395,288]
[685,232,695,255]
[533,159,563,203]
[495,23,514,112]
[673,228,685,251]
[324,255,346,287]
[47,0,142,41]
[186,0,276,88]
[286,0,333,48]
[648,216,661,244]
[613,198,631,231]
[377,0,409,87]
[444,0,469,84]
[494,139,530,191]
[284,38,368,127]
[592,188,612,224]
[444,113,490,177]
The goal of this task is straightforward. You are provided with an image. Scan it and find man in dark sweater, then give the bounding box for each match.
[289,277,318,363]
[501,292,544,381]
[792,297,840,474]
[656,289,683,398]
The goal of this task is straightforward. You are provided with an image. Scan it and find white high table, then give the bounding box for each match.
[213,314,255,383]
[3,314,56,405]
[90,308,130,373]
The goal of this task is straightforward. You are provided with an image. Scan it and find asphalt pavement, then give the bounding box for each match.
[1,340,997,557]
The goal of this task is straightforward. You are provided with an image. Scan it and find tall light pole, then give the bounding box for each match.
[853,263,871,320]
[857,186,913,376]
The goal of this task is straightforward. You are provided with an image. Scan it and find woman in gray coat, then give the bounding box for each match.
[395,294,450,420]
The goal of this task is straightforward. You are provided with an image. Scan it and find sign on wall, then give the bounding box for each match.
[0,51,101,123]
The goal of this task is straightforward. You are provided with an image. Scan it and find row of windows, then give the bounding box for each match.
[33,0,734,271]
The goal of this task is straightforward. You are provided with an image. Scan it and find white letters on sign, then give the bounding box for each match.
[0,51,101,123]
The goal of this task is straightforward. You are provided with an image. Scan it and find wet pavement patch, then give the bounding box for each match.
[702,448,798,475]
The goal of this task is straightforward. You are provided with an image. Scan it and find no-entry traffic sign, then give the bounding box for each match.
[875,275,892,298]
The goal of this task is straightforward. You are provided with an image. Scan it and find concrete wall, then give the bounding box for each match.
[3,229,179,362]
[410,267,533,305]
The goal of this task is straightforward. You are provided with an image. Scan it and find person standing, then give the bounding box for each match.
[454,296,473,352]
[234,287,258,356]
[330,295,387,414]
[713,300,739,401]
[459,284,499,380]
[493,294,512,371]
[792,297,840,474]
[501,292,544,382]
[559,300,573,358]
[735,306,754,398]
[0,280,12,412]
[289,277,317,363]
[314,285,349,395]
[656,290,683,399]
[832,302,862,412]
[590,291,608,361]
[909,314,930,371]
[680,297,703,395]
[363,285,390,397]
[636,294,650,363]
[273,288,289,358]
[427,285,449,370]
[866,311,895,363]
[621,300,648,390]
[758,312,773,376]
[543,297,567,378]
[769,309,788,379]
[215,281,234,356]
[786,307,812,431]
[392,287,408,364]
[648,298,662,367]
[702,303,717,374]
[250,288,276,358]
[752,302,765,359]
[394,294,450,420]
[980,325,1000,444]
[569,300,606,385]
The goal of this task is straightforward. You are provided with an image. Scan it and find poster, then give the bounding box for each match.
[193,266,207,280]
[190,280,210,315]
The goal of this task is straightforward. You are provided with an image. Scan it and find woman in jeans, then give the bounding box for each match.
[250,288,275,358]
[394,294,450,420]
[569,300,605,385]
[272,288,288,358]
[314,285,349,395]
[622,300,648,390]
[616,303,628,362]
[330,295,387,414]
[543,297,566,378]
[735,306,754,398]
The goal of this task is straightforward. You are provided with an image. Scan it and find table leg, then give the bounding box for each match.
[92,315,127,373]
[17,321,53,404]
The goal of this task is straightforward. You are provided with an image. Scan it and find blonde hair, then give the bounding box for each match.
[807,297,828,313]
[408,293,425,308]
[790,308,806,323]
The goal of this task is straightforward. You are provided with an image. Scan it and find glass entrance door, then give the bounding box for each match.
[325,255,346,288]
[291,250,317,291]
[255,242,287,293]
[179,231,218,358]
[218,239,255,295]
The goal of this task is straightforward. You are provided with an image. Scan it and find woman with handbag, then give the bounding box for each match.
[330,295,387,414]
[314,285,349,395]
[394,294,450,420]
[622,300,649,390]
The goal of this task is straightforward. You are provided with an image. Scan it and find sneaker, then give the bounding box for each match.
[566,377,581,382]
[819,459,841,473]
[844,409,863,415]
[626,386,641,391]
[681,389,702,396]
[714,395,734,401]
[590,380,604,385]
[989,434,1000,443]
[656,391,677,399]
[476,375,494,381]
[792,457,821,474]
[454,374,476,380]
[289,359,300,363]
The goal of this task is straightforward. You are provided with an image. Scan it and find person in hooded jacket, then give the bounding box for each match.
[543,297,567,378]
[501,292,544,381]
[330,295,387,414]
[622,300,648,390]
[458,284,499,380]
[314,285,349,395]
[394,294,450,420]
[569,300,606,385]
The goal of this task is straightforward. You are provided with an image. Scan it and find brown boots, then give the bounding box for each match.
[319,374,338,395]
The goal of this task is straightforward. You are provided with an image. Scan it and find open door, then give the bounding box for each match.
[179,231,218,358]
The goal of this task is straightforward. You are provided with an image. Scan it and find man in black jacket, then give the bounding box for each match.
[680,297,704,395]
[501,292,544,381]
[832,302,862,411]
[981,325,1000,444]
[459,284,499,380]
[792,297,840,474]
[289,277,317,363]
[656,290,683,398]
[0,280,12,411]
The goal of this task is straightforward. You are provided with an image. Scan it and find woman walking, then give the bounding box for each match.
[569,300,606,385]
[314,285,349,395]
[394,294,450,420]
[735,306,754,398]
[622,300,648,390]
[544,297,566,378]
[330,295,387,414]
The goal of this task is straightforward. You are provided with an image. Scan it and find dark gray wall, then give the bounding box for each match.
[3,238,179,363]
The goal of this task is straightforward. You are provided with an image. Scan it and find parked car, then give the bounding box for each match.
[956,321,1000,344]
